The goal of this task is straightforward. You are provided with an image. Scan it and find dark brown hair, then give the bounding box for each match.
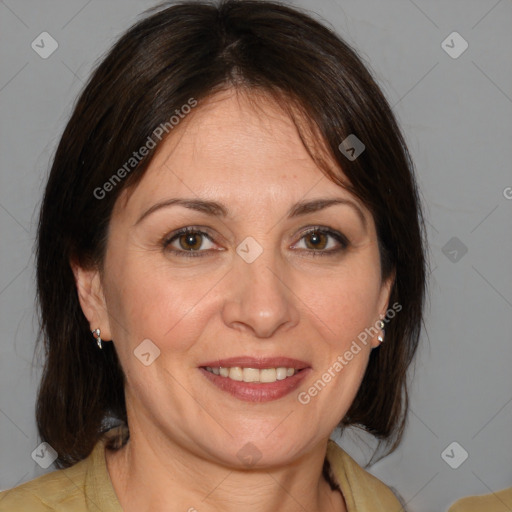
[35,0,427,468]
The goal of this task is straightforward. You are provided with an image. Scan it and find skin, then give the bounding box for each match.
[74,88,394,512]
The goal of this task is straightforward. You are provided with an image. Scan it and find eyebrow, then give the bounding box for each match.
[135,197,367,229]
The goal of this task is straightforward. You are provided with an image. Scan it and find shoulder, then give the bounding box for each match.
[0,425,125,512]
[0,457,89,511]
[447,487,512,512]
[326,439,404,511]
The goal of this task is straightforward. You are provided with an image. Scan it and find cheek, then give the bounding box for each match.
[295,255,381,413]
[304,256,383,343]
[103,253,216,355]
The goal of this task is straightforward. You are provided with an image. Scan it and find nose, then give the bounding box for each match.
[221,251,300,338]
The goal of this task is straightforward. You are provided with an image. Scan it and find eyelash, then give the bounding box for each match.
[162,226,349,258]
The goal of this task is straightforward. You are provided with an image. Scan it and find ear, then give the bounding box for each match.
[377,269,395,318]
[71,261,113,341]
[371,269,396,348]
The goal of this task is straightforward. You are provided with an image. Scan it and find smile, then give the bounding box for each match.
[199,357,311,402]
[204,366,297,383]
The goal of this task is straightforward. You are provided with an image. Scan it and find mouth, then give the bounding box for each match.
[203,365,301,382]
[198,357,311,402]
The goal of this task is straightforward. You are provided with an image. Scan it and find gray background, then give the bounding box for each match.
[1,1,511,511]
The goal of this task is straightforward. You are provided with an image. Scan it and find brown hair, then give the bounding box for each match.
[35,0,427,468]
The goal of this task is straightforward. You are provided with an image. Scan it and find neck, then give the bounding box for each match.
[105,422,346,512]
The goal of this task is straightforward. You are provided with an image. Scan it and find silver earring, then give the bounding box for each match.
[92,328,102,349]
[377,319,385,344]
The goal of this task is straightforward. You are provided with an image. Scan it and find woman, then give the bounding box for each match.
[0,1,426,510]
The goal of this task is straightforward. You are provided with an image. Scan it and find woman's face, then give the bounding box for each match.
[79,89,393,467]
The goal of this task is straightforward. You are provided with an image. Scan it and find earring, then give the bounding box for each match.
[92,328,102,349]
[377,319,385,344]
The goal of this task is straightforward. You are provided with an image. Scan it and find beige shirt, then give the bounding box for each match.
[0,428,402,511]
[447,488,512,512]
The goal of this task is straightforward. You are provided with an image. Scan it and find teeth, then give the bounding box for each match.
[243,368,260,382]
[229,367,243,381]
[205,366,298,383]
[276,367,287,380]
[260,368,277,382]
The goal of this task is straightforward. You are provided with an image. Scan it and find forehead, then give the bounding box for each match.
[116,89,364,219]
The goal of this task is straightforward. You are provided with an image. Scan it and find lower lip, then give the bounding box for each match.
[199,368,311,402]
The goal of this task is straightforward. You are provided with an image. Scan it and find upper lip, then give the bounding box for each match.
[199,357,310,370]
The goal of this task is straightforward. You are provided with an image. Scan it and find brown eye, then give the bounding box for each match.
[164,228,217,255]
[178,232,204,251]
[304,231,328,250]
[292,227,348,255]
